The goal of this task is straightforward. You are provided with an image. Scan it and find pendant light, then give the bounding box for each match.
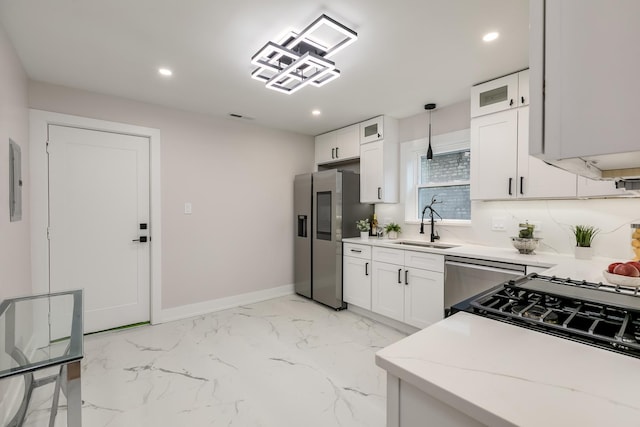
[424,103,436,160]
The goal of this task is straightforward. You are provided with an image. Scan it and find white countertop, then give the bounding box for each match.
[376,312,640,427]
[343,236,618,283]
[350,237,639,425]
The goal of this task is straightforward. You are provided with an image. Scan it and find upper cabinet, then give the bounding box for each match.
[360,116,384,144]
[471,106,576,200]
[359,116,399,203]
[529,0,640,178]
[470,69,529,118]
[315,124,360,165]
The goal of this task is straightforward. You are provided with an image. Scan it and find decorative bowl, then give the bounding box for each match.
[602,270,640,287]
[511,237,541,254]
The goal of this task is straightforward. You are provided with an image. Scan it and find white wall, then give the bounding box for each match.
[28,81,314,309]
[377,100,640,261]
[0,23,31,299]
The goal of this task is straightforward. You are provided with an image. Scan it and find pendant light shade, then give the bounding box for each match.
[424,103,436,160]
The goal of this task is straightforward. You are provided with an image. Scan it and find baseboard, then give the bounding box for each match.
[159,284,294,324]
[347,304,420,335]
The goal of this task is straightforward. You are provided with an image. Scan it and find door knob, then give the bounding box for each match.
[132,236,148,242]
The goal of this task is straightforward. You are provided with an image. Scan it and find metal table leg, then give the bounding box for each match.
[64,361,82,426]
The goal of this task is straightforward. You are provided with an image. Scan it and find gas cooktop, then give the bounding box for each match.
[452,273,640,358]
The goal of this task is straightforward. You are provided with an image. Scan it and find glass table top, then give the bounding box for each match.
[0,290,83,379]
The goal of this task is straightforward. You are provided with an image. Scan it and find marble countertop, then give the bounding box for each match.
[342,237,619,283]
[353,237,638,424]
[376,312,640,426]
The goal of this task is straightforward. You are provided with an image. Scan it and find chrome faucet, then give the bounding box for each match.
[419,196,442,242]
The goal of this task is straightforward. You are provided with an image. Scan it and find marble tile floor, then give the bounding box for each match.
[20,295,407,426]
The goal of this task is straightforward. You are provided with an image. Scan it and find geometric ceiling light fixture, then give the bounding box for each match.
[251,14,357,94]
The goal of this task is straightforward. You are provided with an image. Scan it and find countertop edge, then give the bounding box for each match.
[375,352,516,427]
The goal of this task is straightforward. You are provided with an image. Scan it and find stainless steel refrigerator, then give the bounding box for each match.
[294,170,373,309]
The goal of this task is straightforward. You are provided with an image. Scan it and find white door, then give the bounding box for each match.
[470,109,518,200]
[360,140,384,203]
[516,107,577,199]
[48,125,150,334]
[404,268,444,329]
[343,256,371,310]
[371,261,404,322]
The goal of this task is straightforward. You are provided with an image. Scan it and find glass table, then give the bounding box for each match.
[0,290,83,426]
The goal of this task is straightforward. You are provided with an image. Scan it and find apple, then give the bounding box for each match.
[613,263,640,277]
[626,261,640,272]
[608,262,623,273]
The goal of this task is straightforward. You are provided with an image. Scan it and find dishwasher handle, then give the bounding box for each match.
[445,260,525,276]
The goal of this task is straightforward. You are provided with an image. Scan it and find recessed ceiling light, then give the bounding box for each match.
[483,32,499,42]
[158,68,173,76]
[312,109,322,116]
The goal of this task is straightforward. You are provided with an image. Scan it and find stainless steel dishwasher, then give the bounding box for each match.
[444,255,526,314]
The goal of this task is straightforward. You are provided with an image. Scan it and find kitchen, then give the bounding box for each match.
[1,0,640,426]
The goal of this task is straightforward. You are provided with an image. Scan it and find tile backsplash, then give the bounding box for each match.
[376,198,640,260]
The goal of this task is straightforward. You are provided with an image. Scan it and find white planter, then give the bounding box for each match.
[387,231,398,240]
[360,231,369,240]
[575,246,593,260]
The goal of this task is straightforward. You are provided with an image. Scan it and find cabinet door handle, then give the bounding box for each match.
[521,96,525,104]
[508,177,513,195]
[520,176,524,195]
[331,148,335,159]
[377,187,382,200]
[509,99,514,106]
[405,270,408,285]
[397,269,402,284]
[378,133,381,138]
[350,249,362,253]
[365,262,369,276]
[335,147,339,158]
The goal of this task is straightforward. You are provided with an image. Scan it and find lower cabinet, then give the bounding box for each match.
[343,243,373,310]
[343,244,445,329]
[343,256,372,310]
[371,262,405,321]
[370,247,444,329]
[404,267,444,329]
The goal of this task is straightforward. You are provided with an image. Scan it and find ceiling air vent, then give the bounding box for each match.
[228,113,254,120]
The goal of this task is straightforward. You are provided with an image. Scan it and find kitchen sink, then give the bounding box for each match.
[389,241,459,250]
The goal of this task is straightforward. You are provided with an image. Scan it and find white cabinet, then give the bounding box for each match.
[470,69,529,118]
[471,106,576,200]
[371,247,444,329]
[343,243,372,310]
[530,0,640,165]
[360,116,384,144]
[360,141,385,202]
[371,261,405,322]
[360,117,399,204]
[403,267,444,329]
[315,124,360,165]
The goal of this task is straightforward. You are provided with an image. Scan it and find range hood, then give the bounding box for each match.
[529,0,640,190]
[544,153,640,183]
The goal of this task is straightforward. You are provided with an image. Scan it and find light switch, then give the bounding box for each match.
[184,202,192,215]
[491,216,506,231]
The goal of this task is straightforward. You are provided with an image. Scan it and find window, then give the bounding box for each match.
[401,129,471,224]
[417,150,471,221]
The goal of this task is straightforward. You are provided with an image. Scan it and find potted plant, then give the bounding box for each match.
[571,225,600,260]
[511,221,542,254]
[356,219,370,240]
[385,222,402,239]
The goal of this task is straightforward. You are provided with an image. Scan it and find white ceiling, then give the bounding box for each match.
[0,0,529,136]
